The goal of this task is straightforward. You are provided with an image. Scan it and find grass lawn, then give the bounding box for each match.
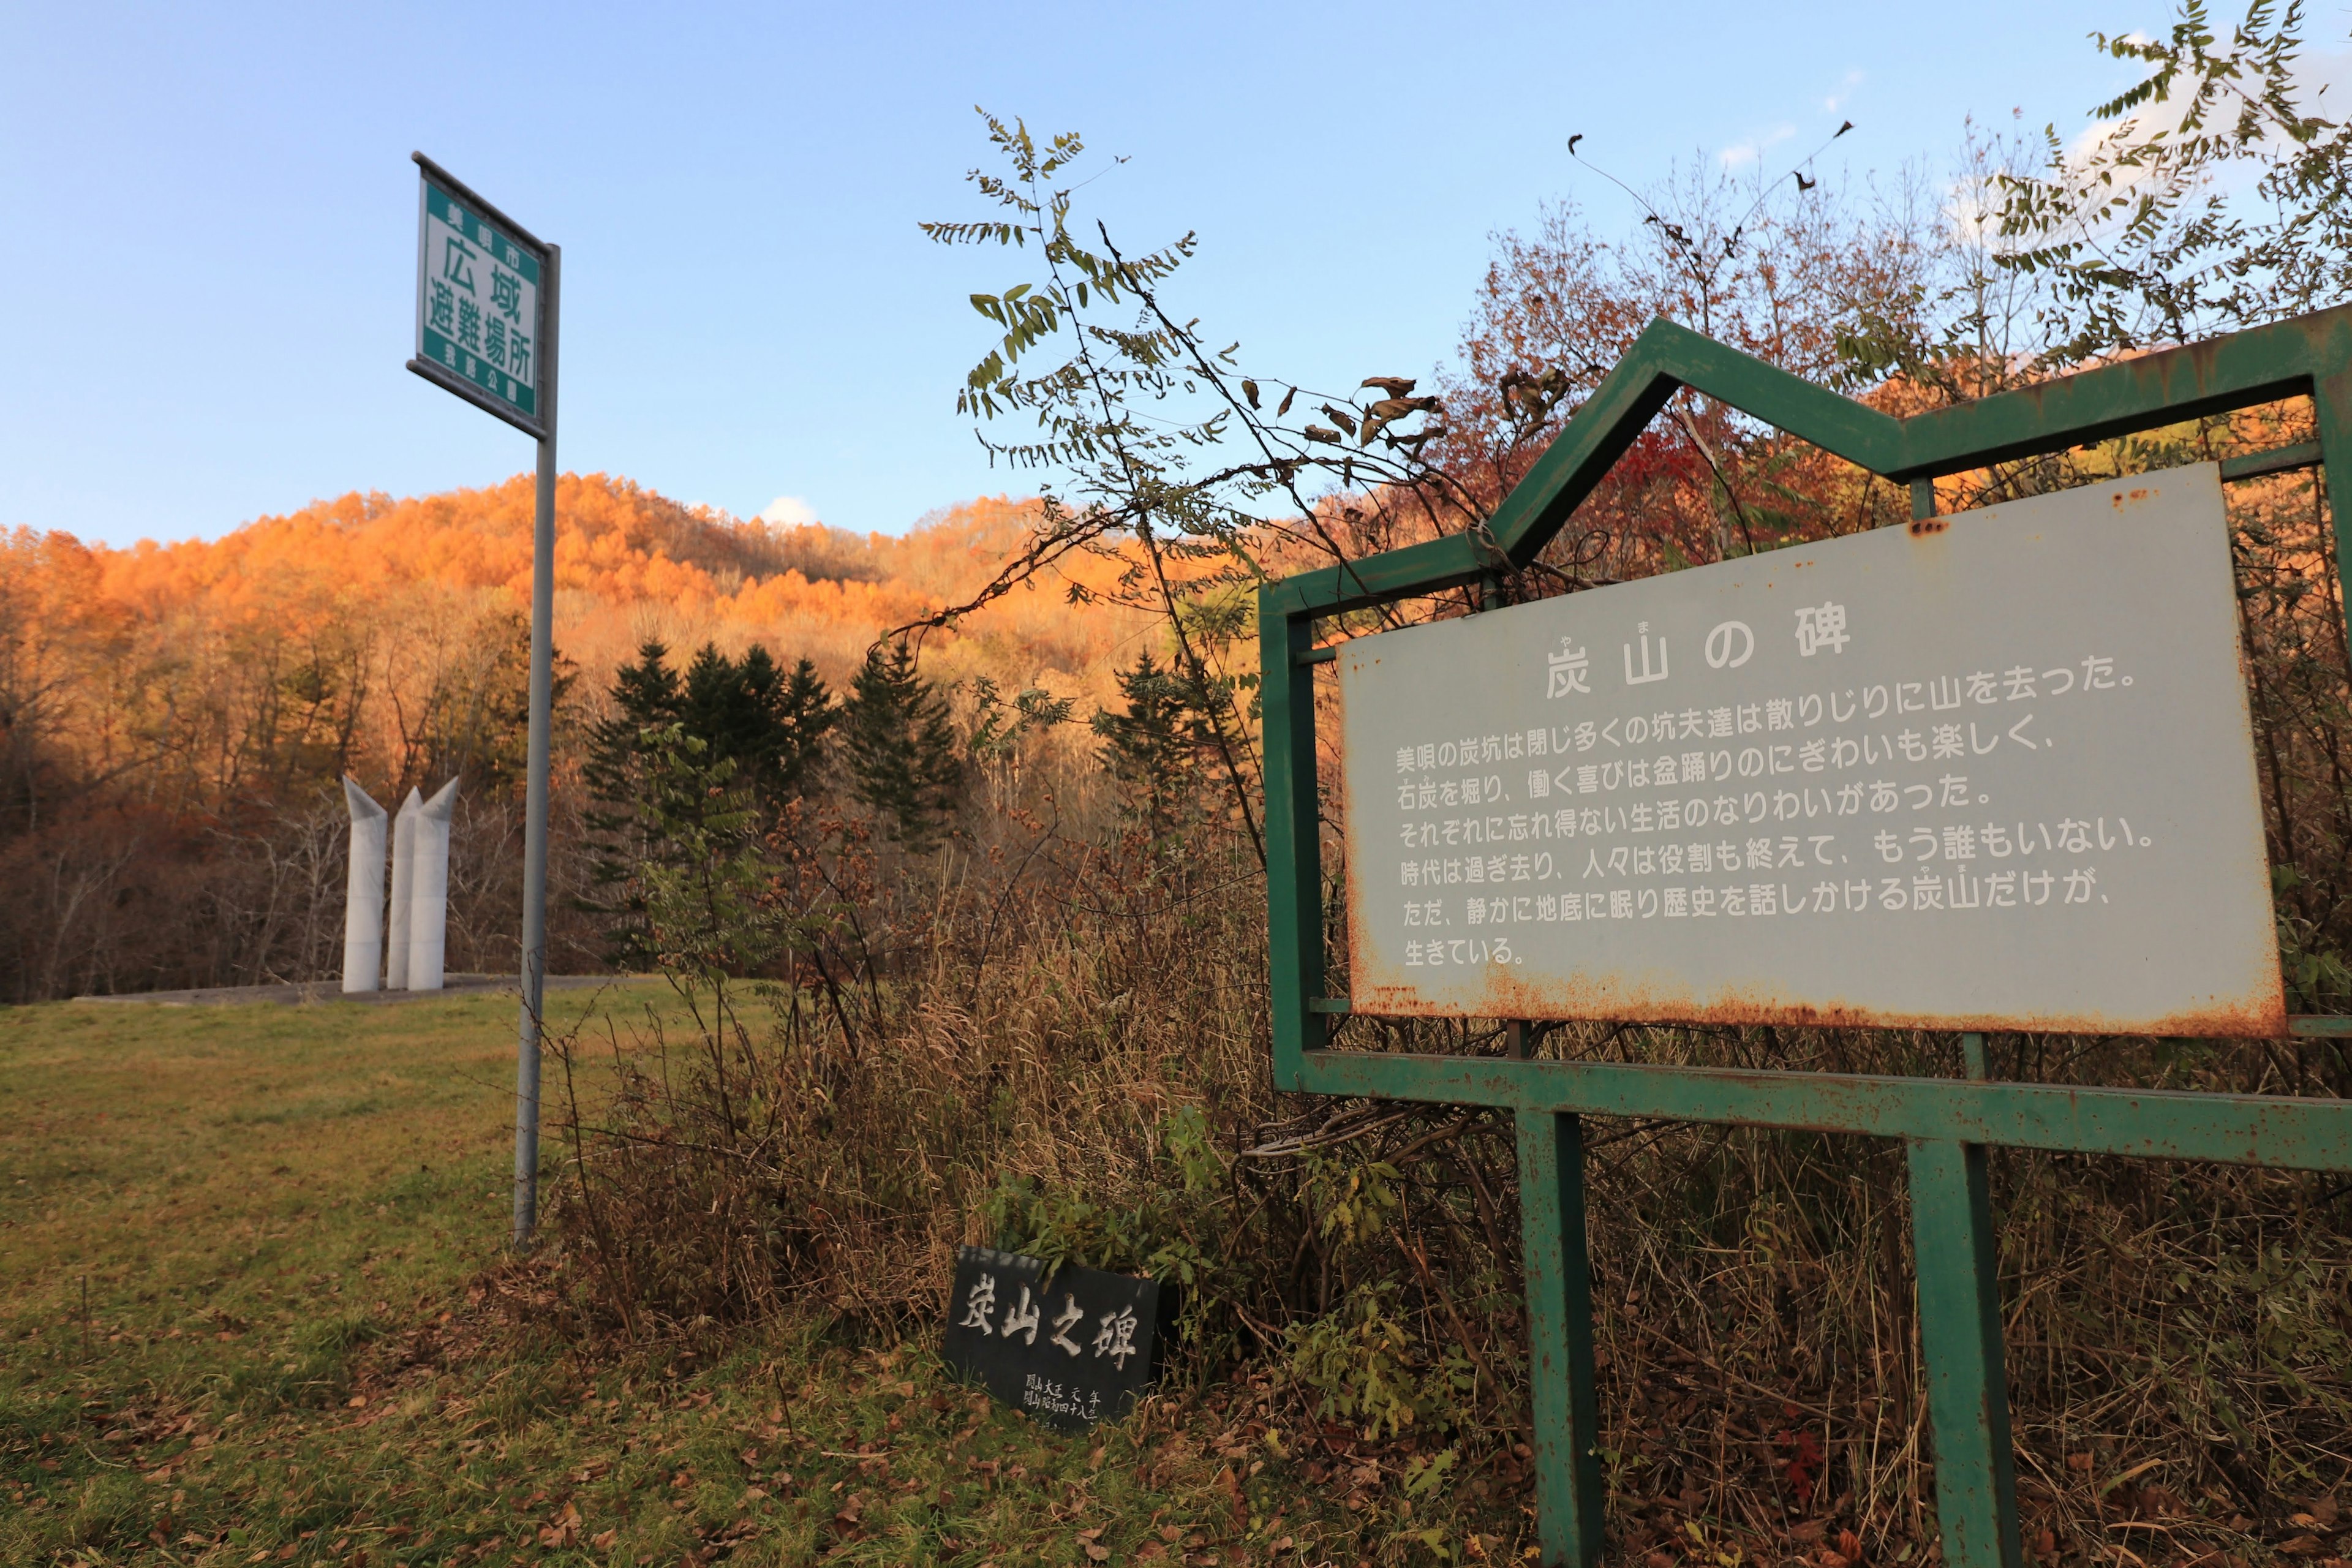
[1,989,1510,1568]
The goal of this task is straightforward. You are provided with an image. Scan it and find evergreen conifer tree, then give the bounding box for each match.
[1091,650,1210,837]
[582,642,688,964]
[678,643,835,801]
[582,639,836,963]
[754,650,837,800]
[841,641,963,851]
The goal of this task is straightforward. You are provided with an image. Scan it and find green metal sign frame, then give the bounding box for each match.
[1256,306,2352,1568]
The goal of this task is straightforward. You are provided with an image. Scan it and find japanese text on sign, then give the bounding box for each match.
[416,180,541,423]
[938,1248,1165,1430]
[1337,466,2283,1035]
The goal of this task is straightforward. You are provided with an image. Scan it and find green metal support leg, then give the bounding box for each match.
[1905,1137,2022,1568]
[1518,1109,1605,1568]
[2315,379,2352,623]
[1961,1030,1989,1081]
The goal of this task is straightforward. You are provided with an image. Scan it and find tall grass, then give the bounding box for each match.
[529,453,2352,1562]
[535,768,2351,1562]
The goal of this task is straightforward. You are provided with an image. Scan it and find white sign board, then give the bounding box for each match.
[1338,465,2284,1036]
[412,169,545,435]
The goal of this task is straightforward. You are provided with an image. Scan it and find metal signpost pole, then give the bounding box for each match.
[403,152,559,1249]
[514,244,557,1248]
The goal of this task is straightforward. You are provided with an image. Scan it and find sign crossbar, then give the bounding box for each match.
[1257,304,2352,1568]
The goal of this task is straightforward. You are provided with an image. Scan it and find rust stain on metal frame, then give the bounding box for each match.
[1344,960,2288,1039]
[1338,469,2283,1041]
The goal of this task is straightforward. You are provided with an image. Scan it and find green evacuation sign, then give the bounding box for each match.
[413,175,542,431]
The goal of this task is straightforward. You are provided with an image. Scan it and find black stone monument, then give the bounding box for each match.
[940,1246,1170,1430]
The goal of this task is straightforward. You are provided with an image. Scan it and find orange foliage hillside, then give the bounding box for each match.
[3,473,1169,809]
[94,474,1156,688]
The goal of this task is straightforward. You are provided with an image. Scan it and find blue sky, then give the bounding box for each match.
[2,1,2174,548]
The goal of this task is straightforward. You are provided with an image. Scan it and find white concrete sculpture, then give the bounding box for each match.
[341,778,461,994]
[386,787,422,990]
[341,778,388,993]
[406,777,461,991]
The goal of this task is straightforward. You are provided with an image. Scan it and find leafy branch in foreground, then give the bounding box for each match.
[911,113,1498,864]
[1994,0,2350,364]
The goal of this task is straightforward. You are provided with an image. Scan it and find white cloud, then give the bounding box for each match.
[2067,37,2351,168]
[1824,69,1864,114]
[1720,123,1796,168]
[758,494,818,528]
[1954,39,2352,261]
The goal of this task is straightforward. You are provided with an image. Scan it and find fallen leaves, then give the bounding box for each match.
[1213,1463,1245,1529]
[535,1501,581,1548]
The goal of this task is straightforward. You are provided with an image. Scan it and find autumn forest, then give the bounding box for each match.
[8,9,2352,1562]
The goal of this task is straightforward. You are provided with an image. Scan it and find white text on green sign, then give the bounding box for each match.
[418,183,540,421]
